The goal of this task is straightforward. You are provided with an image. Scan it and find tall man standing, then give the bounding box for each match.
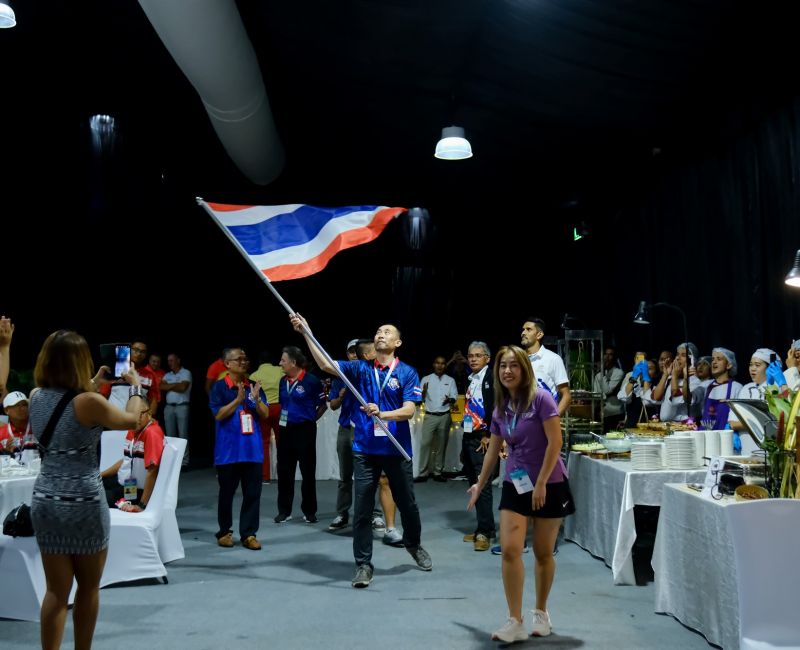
[161,352,192,467]
[209,348,270,550]
[290,314,432,588]
[417,355,458,482]
[521,318,571,415]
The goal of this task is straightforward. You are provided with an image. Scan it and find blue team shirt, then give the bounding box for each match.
[338,358,422,456]
[209,375,267,465]
[278,370,325,423]
[330,377,356,428]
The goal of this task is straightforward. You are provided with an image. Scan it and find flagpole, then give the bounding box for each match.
[197,198,412,461]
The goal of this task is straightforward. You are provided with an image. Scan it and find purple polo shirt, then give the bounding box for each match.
[490,390,567,484]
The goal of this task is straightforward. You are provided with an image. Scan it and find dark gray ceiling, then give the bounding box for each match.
[4,0,798,219]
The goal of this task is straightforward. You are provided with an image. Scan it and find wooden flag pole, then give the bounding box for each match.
[198,198,411,461]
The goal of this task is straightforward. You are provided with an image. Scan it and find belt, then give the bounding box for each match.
[167,402,190,407]
[427,411,451,416]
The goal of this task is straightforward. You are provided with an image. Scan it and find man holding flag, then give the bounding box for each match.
[290,314,432,588]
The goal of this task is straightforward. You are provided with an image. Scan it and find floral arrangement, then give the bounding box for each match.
[764,388,800,498]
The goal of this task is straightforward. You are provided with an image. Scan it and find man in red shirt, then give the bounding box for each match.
[205,352,229,394]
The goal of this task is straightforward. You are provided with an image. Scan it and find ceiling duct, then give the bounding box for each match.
[138,0,284,185]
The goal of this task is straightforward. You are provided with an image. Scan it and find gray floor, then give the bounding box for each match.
[2,471,715,649]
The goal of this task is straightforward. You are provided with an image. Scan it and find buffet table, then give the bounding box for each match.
[652,483,739,650]
[564,452,706,585]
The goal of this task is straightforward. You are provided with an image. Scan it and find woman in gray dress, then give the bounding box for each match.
[30,330,147,650]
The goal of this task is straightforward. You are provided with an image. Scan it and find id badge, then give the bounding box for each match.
[240,411,254,435]
[123,478,138,501]
[463,417,473,433]
[278,409,288,427]
[373,419,387,437]
[510,468,534,495]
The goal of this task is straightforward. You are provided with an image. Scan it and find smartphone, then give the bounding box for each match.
[770,353,777,364]
[100,343,131,379]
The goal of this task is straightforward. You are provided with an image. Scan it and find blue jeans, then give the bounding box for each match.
[461,434,495,538]
[352,452,421,566]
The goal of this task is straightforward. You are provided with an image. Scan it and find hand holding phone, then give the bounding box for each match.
[100,343,132,380]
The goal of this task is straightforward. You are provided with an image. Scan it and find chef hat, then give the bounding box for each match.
[677,342,699,363]
[712,347,738,376]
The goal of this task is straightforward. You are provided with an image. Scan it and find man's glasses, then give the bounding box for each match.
[229,357,249,364]
[467,353,487,360]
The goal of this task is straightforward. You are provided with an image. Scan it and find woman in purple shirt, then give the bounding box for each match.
[467,345,575,642]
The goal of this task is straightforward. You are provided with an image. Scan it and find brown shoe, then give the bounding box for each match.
[474,533,490,551]
[241,535,262,550]
[217,532,234,548]
[463,533,475,542]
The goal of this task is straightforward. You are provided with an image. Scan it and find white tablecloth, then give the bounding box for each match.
[0,474,37,521]
[300,407,463,480]
[652,484,739,650]
[563,452,706,584]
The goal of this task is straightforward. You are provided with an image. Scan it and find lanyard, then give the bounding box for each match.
[127,420,152,481]
[373,358,399,399]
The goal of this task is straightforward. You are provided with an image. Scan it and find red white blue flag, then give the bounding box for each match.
[201,201,405,281]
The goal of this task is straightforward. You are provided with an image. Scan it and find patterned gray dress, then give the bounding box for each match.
[29,389,110,554]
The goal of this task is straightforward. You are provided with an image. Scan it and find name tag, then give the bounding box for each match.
[510,468,534,495]
[279,409,288,427]
[240,412,254,435]
[373,420,387,437]
[123,478,138,501]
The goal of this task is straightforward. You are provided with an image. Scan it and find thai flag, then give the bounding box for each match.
[201,201,406,281]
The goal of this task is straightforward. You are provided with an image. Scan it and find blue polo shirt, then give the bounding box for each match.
[330,377,356,428]
[278,370,325,424]
[338,358,422,456]
[209,375,266,465]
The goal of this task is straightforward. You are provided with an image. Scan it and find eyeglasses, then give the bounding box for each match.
[467,353,487,360]
[228,357,249,364]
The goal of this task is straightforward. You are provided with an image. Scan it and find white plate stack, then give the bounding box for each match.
[631,441,664,470]
[665,436,698,469]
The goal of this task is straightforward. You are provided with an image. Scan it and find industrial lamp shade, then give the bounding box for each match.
[632,301,650,325]
[785,249,800,288]
[434,126,473,160]
[0,1,16,28]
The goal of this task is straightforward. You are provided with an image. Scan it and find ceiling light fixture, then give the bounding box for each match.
[784,249,800,287]
[0,1,16,28]
[434,126,473,160]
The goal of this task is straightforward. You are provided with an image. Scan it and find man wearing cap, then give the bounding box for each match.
[1,391,29,455]
[784,340,800,392]
[700,347,743,430]
[327,339,360,529]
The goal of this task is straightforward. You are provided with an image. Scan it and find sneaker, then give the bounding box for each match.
[432,474,447,482]
[302,515,318,523]
[463,533,475,542]
[491,543,529,555]
[217,532,234,548]
[241,535,262,550]
[383,527,403,547]
[474,533,490,552]
[407,545,432,571]
[371,516,386,532]
[491,616,527,642]
[274,513,292,523]
[351,564,373,588]
[413,475,428,483]
[530,609,552,637]
[328,515,348,530]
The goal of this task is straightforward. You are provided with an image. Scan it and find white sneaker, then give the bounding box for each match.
[371,516,386,532]
[491,616,527,642]
[530,609,551,637]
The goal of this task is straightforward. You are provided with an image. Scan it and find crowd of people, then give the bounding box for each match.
[3,309,800,647]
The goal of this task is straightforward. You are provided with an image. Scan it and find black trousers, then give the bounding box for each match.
[216,461,262,539]
[276,420,318,518]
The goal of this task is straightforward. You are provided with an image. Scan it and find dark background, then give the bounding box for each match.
[3,1,800,442]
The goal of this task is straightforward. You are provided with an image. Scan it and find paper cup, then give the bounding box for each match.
[704,430,721,458]
[719,430,734,457]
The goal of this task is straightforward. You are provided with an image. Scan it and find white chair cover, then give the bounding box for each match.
[101,442,180,587]
[99,429,128,473]
[157,437,187,563]
[0,536,47,621]
[726,499,800,650]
